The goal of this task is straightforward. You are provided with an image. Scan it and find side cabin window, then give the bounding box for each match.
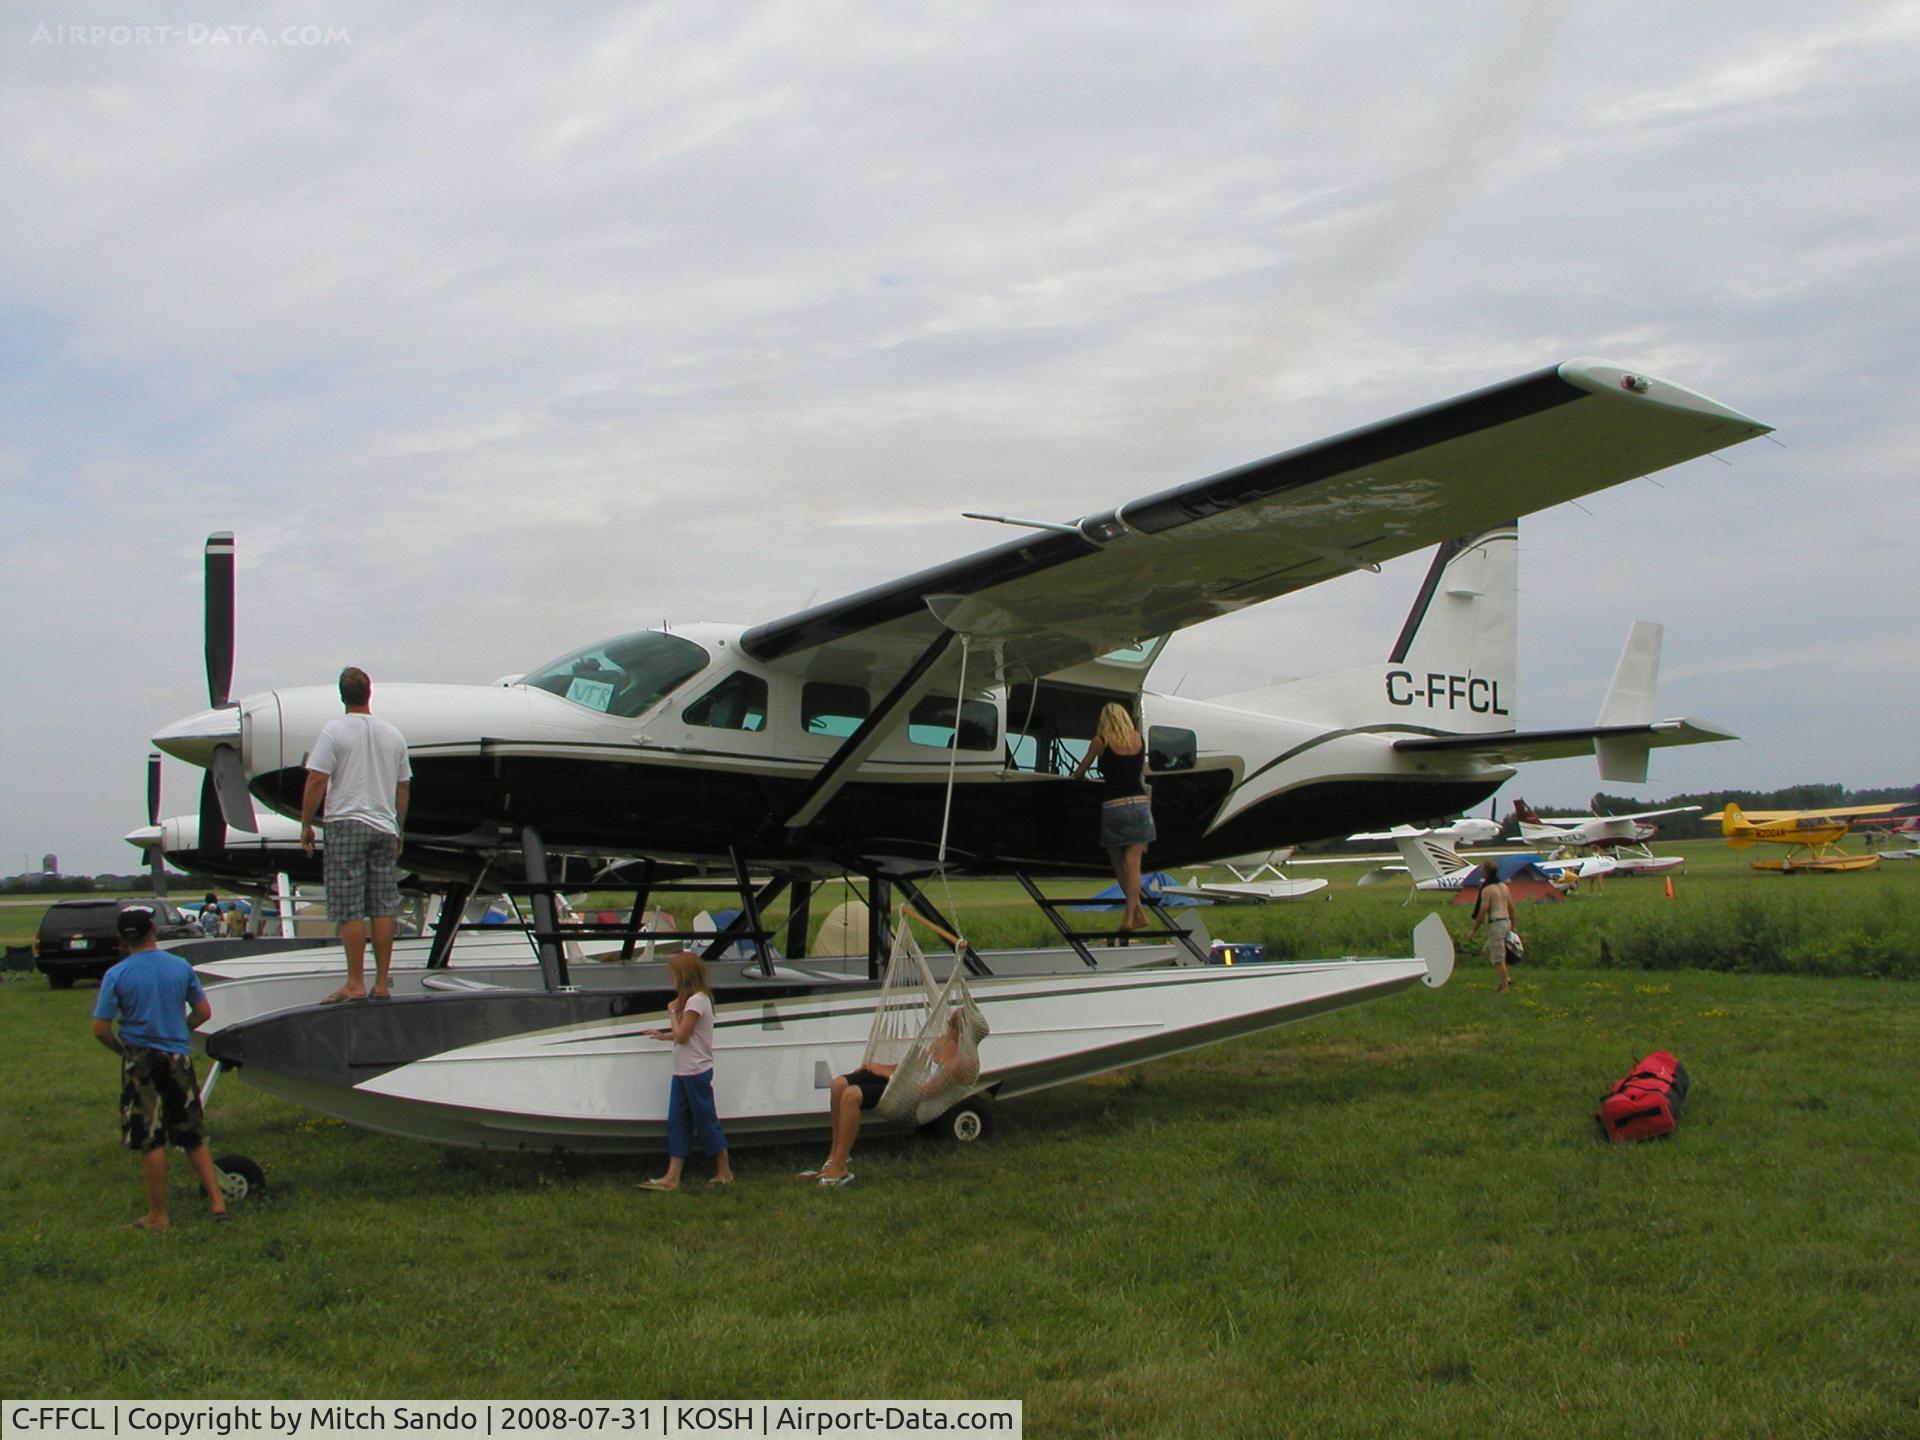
[1149,725,1197,773]
[682,671,769,732]
[802,681,871,738]
[908,694,999,751]
[1005,682,1133,776]
[522,631,709,719]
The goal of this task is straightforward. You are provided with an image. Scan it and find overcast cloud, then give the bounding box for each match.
[4,0,1917,872]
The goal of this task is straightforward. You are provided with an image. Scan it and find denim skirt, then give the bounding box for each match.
[1099,796,1156,847]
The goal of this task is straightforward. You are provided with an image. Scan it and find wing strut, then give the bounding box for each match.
[777,629,957,836]
[520,825,570,991]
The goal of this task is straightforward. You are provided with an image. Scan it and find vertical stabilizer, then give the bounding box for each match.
[1598,622,1663,727]
[1213,525,1518,734]
[1388,525,1518,722]
[1594,621,1664,782]
[1398,831,1468,886]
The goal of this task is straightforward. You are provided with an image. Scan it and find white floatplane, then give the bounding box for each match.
[1161,850,1331,903]
[174,359,1767,1151]
[1508,785,1698,876]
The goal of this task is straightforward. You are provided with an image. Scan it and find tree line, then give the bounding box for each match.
[1,872,152,894]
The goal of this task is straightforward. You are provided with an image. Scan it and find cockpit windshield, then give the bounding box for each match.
[521,631,709,719]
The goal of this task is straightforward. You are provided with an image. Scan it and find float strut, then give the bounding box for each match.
[426,879,475,970]
[520,824,570,990]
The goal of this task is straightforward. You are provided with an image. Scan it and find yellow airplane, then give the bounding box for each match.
[1713,802,1907,872]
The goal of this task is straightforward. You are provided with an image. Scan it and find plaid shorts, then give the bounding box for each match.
[120,1047,207,1153]
[323,818,402,921]
[1484,919,1513,967]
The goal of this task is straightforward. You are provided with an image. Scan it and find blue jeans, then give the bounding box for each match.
[666,1070,727,1159]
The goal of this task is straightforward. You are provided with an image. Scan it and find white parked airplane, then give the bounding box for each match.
[152,358,1767,1152]
[1161,850,1330,904]
[1509,780,1699,878]
[159,363,1758,894]
[1348,825,1613,894]
[1509,796,1700,850]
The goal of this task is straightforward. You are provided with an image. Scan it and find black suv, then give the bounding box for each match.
[33,899,201,989]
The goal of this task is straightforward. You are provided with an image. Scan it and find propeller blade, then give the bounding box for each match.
[146,751,169,896]
[198,770,225,861]
[205,532,236,709]
[209,742,259,834]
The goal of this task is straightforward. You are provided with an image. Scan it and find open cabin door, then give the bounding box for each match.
[1005,637,1167,776]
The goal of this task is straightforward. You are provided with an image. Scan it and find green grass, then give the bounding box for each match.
[13,840,1915,977]
[592,838,1920,980]
[5,959,1917,1435]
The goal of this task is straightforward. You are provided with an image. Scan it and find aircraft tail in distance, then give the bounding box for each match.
[1720,803,1754,847]
[1593,621,1666,783]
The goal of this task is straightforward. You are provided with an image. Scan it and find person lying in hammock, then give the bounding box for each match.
[798,1010,968,1188]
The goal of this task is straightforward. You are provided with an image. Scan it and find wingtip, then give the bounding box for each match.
[1557,359,1773,435]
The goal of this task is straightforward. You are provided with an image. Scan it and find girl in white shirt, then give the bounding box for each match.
[639,951,735,1191]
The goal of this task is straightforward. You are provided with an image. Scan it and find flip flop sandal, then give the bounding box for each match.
[816,1173,854,1188]
[636,1180,679,1193]
[319,991,361,1005]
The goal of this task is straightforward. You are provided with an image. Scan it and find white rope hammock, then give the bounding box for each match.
[859,909,990,1125]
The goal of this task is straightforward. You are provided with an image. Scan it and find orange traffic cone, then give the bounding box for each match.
[1664,876,1675,899]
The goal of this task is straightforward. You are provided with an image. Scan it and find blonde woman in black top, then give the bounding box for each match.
[1069,702,1155,934]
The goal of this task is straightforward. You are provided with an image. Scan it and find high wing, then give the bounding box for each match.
[1732,803,1910,823]
[739,360,1770,690]
[1528,805,1702,826]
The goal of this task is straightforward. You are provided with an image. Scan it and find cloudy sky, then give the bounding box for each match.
[5,1,1917,874]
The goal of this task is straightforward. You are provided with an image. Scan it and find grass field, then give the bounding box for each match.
[5,848,1918,1434]
[15,838,1915,974]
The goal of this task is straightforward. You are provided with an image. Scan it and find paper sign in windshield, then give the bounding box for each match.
[565,677,616,712]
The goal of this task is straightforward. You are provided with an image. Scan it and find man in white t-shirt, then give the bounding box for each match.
[300,666,412,1003]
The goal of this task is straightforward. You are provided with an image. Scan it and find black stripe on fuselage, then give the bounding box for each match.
[251,758,1495,871]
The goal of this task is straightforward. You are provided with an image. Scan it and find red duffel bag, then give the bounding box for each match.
[1596,1050,1689,1143]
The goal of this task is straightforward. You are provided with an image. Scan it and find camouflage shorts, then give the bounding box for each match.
[323,818,402,921]
[120,1047,207,1153]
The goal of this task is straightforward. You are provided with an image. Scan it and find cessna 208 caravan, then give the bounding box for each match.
[149,360,1771,1153]
[157,361,1762,890]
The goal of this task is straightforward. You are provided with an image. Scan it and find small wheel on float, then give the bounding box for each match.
[942,1098,994,1145]
[214,1153,267,1202]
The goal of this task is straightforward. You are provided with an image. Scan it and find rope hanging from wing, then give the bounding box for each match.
[858,906,990,1125]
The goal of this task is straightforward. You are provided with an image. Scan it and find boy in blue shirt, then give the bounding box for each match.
[91,907,229,1230]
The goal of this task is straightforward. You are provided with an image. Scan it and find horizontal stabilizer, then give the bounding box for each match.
[1595,734,1651,784]
[1395,717,1735,768]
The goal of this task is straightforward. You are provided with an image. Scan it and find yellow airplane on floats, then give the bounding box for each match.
[1714,802,1911,872]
